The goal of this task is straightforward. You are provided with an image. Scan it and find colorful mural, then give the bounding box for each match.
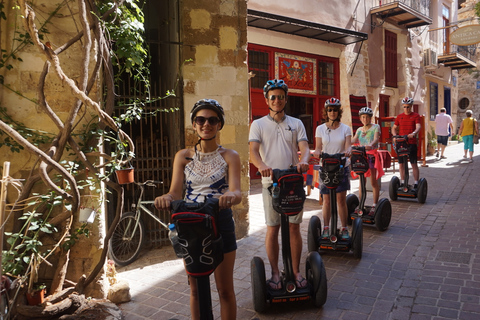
[275,52,316,95]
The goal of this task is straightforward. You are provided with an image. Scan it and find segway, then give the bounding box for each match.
[170,198,224,320]
[308,153,363,259]
[388,135,428,203]
[251,167,327,313]
[346,146,392,231]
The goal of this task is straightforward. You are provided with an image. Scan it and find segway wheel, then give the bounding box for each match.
[374,198,392,231]
[352,217,363,259]
[389,176,400,201]
[306,251,327,307]
[251,257,268,313]
[346,194,359,226]
[307,216,321,253]
[417,178,428,204]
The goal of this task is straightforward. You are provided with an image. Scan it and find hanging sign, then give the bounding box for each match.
[275,53,317,95]
[450,25,480,46]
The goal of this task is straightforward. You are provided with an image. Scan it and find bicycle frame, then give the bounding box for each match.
[120,181,168,241]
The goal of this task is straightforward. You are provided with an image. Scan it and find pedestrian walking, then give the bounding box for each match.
[434,108,454,159]
[458,109,479,163]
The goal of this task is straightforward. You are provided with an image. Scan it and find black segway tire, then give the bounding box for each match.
[417,178,428,204]
[346,193,359,226]
[306,251,327,307]
[374,198,392,232]
[251,257,268,313]
[352,218,363,259]
[308,216,321,253]
[389,176,400,201]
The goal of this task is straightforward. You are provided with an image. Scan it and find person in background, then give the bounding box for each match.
[391,97,421,188]
[155,99,241,320]
[458,109,478,163]
[313,98,352,240]
[249,79,310,291]
[351,107,380,215]
[434,108,454,159]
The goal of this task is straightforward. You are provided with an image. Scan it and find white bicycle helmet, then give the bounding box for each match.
[359,107,373,116]
[401,97,414,105]
[324,97,341,108]
[263,79,288,98]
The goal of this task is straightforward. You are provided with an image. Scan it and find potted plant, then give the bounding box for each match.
[26,283,46,306]
[427,126,437,155]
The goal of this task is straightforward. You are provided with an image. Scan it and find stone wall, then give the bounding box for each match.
[181,0,250,239]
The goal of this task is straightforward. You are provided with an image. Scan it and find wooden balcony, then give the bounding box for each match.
[370,0,432,31]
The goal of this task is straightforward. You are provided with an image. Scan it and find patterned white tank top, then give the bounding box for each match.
[184,147,229,203]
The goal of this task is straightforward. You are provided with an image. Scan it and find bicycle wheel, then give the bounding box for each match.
[108,212,145,266]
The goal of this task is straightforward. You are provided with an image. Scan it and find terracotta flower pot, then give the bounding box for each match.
[26,288,46,306]
[115,168,134,184]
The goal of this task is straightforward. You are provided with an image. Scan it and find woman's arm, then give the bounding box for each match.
[221,149,242,209]
[154,149,188,210]
[351,128,359,145]
[313,135,323,159]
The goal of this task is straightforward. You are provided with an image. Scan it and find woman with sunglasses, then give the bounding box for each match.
[313,97,352,240]
[155,99,241,320]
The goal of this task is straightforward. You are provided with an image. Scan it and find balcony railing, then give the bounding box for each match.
[372,0,430,18]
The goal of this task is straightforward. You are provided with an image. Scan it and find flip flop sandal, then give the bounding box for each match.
[295,276,308,289]
[267,278,282,290]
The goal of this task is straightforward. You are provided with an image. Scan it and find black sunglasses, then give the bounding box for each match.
[194,116,220,126]
[327,108,339,112]
[269,94,285,101]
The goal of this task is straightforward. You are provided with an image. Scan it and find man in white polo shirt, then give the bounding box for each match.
[249,79,310,291]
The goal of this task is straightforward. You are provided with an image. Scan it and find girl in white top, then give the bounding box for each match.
[313,98,352,240]
[155,99,241,320]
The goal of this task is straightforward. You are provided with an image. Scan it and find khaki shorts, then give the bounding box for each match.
[262,184,303,226]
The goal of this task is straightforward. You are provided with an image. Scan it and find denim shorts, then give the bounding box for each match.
[217,208,237,253]
[319,167,351,195]
[437,135,448,146]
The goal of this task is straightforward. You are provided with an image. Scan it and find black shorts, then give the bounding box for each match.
[398,144,418,164]
[217,208,237,253]
[437,135,448,146]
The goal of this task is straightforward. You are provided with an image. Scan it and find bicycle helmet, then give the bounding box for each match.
[359,107,373,116]
[401,97,414,105]
[190,99,225,129]
[263,79,288,98]
[325,97,341,108]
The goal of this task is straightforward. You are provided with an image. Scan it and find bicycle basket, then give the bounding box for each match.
[171,198,224,277]
[319,153,345,189]
[270,168,306,216]
[394,137,409,157]
[350,147,369,174]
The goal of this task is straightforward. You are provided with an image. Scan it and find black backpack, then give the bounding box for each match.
[350,147,369,174]
[270,168,306,216]
[394,136,410,157]
[170,198,224,277]
[319,153,346,189]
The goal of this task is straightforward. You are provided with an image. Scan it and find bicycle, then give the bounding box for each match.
[108,180,168,266]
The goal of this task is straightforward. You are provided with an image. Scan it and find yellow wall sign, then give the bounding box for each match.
[450,25,480,46]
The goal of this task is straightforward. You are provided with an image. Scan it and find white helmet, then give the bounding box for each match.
[359,107,373,116]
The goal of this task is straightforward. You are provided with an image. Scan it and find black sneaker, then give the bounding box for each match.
[413,183,418,189]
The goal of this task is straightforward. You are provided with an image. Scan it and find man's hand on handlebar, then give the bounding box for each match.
[257,165,273,179]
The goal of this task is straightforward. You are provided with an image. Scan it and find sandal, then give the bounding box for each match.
[295,276,308,289]
[267,278,282,290]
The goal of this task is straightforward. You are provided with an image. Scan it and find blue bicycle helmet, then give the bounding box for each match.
[401,97,414,105]
[263,79,288,98]
[190,99,225,129]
